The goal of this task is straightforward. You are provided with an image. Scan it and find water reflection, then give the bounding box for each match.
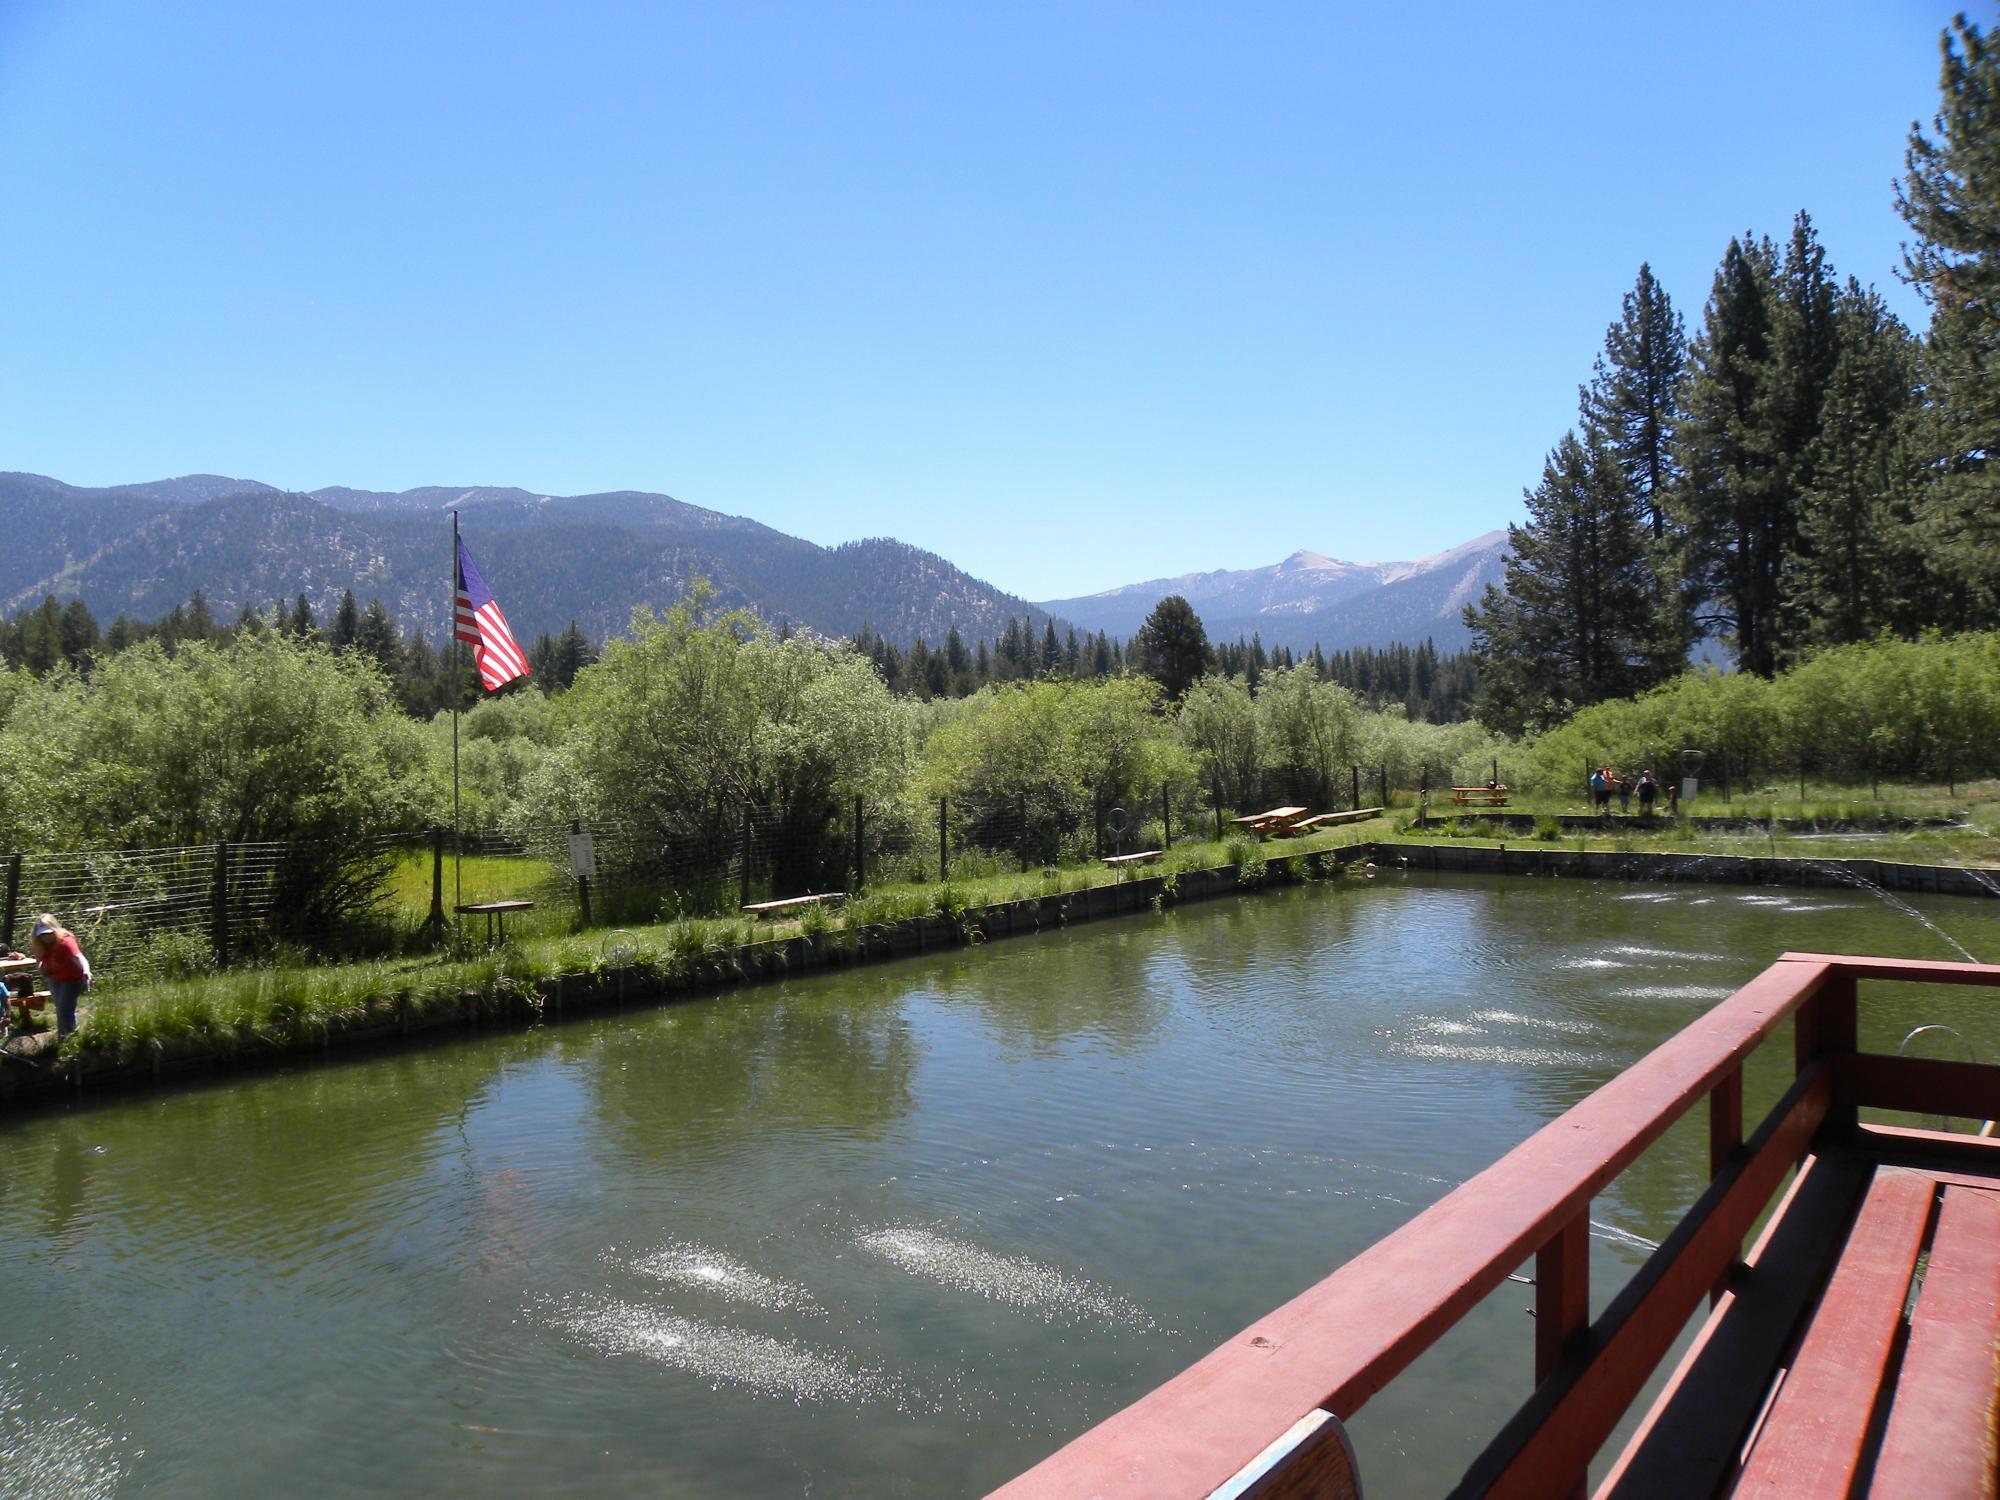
[0,873,1991,1497]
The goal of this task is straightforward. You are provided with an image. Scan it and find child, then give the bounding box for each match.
[25,915,89,1038]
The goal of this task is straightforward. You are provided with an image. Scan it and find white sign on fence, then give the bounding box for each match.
[566,831,597,881]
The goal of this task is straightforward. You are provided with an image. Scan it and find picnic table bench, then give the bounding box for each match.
[1230,806,1309,833]
[1450,784,1510,807]
[0,954,44,1030]
[456,899,535,946]
[742,892,848,918]
[1274,808,1385,836]
[1100,850,1162,869]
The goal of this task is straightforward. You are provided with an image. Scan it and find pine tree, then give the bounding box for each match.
[330,589,361,651]
[1789,281,1923,647]
[1466,432,1660,733]
[1130,595,1212,700]
[1039,619,1060,677]
[553,622,595,689]
[288,592,315,638]
[1672,233,1788,674]
[1583,264,1686,538]
[357,600,403,674]
[1897,12,2000,614]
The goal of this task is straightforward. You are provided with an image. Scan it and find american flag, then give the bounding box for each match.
[454,536,532,691]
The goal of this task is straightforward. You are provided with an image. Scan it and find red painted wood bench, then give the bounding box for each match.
[990,953,2000,1500]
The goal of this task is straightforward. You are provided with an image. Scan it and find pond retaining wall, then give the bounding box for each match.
[3,838,1990,1111]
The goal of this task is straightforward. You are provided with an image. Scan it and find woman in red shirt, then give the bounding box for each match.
[26,914,89,1037]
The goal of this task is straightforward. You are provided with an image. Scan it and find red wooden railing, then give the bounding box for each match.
[988,952,2000,1500]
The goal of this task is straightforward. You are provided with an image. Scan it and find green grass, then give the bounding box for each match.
[66,796,2000,1072]
[60,816,1400,1065]
[383,850,555,914]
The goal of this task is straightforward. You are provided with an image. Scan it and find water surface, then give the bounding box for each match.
[1,872,1992,1497]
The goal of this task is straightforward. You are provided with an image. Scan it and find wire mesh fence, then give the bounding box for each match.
[0,766,1429,987]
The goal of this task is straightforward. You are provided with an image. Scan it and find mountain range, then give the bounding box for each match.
[1034,531,1508,653]
[3,470,1508,653]
[0,472,1059,648]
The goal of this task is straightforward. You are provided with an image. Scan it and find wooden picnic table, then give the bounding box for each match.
[743,892,848,918]
[1230,806,1309,831]
[456,899,535,946]
[1450,785,1510,807]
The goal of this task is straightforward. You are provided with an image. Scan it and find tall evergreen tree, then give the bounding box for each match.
[1129,595,1212,700]
[1671,233,1788,674]
[1583,263,1686,538]
[330,589,361,651]
[1897,12,2000,616]
[1790,281,1922,647]
[1466,433,1660,733]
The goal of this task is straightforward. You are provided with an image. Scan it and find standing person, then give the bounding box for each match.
[1589,766,1607,811]
[1616,772,1632,814]
[1637,769,1658,817]
[26,915,89,1038]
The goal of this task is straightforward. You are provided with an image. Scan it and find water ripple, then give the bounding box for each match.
[858,1225,1155,1331]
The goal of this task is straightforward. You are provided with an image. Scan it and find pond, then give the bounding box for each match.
[1,872,1993,1497]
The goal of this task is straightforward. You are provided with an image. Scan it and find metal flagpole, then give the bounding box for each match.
[451,508,462,946]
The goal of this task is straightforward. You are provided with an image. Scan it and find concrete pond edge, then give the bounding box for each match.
[3,839,1993,1110]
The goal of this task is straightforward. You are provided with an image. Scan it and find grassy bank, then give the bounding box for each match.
[20,804,1999,1091]
[43,822,1388,1070]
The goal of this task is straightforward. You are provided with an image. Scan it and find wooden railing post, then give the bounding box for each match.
[1710,1066,1744,1304]
[1815,970,1859,1139]
[1536,1211,1590,1498]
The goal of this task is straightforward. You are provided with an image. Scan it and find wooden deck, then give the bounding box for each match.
[989,951,2000,1499]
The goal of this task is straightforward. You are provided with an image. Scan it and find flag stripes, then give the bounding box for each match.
[454,536,532,692]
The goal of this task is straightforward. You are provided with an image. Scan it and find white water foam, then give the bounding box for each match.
[556,1296,906,1406]
[858,1225,1155,1331]
[1557,957,1626,970]
[632,1242,821,1315]
[1401,1041,1605,1068]
[1470,1009,1599,1036]
[1589,1220,1660,1253]
[1607,945,1716,962]
[1614,984,1735,1002]
[0,1375,136,1500]
[1414,1018,1485,1037]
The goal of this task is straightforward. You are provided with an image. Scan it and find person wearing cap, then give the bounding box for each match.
[20,914,89,1038]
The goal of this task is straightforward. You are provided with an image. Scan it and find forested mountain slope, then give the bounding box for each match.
[0,472,1058,646]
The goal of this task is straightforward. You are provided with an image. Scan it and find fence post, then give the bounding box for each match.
[1379,765,1389,809]
[211,841,231,968]
[938,796,949,882]
[1720,747,1730,803]
[571,818,592,927]
[427,827,445,937]
[1,852,18,951]
[1351,765,1360,810]
[1019,793,1030,872]
[1798,748,1806,806]
[1212,777,1223,841]
[1094,792,1104,859]
[854,795,865,893]
[1161,781,1171,849]
[739,803,752,910]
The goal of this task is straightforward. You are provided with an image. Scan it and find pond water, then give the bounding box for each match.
[1,872,1994,1498]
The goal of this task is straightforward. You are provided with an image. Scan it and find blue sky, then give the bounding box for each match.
[0,1,1955,600]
